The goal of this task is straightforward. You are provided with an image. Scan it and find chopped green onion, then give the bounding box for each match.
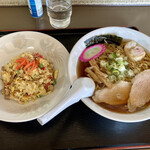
[111,52,117,59]
[124,70,128,76]
[38,95,42,98]
[109,54,114,59]
[123,56,128,61]
[53,80,56,85]
[116,52,120,57]
[117,60,123,64]
[109,75,117,83]
[101,51,133,83]
[118,64,126,72]
[123,61,128,65]
[100,60,107,68]
[106,62,110,69]
[118,74,125,80]
[112,70,120,76]
[111,62,117,69]
[39,63,43,69]
[125,66,130,70]
[17,70,20,74]
[128,69,134,77]
[116,57,123,63]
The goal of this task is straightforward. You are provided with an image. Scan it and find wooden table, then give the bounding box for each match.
[0,5,150,150]
[0,6,150,35]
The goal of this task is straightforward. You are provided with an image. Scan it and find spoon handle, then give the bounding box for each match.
[37,82,83,125]
[37,77,95,126]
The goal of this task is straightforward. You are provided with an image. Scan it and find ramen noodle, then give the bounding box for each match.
[78,35,150,113]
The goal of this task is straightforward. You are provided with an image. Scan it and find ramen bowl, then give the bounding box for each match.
[0,31,70,122]
[68,26,150,123]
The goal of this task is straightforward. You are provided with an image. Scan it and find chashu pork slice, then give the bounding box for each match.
[124,40,146,62]
[128,69,150,112]
[92,81,131,105]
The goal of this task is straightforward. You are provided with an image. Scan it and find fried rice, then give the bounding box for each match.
[1,52,58,104]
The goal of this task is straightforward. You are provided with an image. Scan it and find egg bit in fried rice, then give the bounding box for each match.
[1,52,59,104]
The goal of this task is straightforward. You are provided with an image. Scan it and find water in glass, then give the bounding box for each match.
[47,1,72,29]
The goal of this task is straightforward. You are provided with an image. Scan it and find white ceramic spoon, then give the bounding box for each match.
[37,77,95,125]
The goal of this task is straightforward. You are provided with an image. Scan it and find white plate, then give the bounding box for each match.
[68,26,150,123]
[0,31,70,122]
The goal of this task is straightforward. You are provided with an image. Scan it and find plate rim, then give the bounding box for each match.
[0,31,70,123]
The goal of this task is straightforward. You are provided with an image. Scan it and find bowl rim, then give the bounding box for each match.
[68,26,150,123]
[0,31,70,122]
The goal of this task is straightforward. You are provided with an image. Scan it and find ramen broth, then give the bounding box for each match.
[77,60,129,113]
[77,37,150,114]
[77,60,150,113]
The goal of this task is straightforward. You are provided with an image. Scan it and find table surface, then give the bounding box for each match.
[1,5,150,150]
[0,6,150,35]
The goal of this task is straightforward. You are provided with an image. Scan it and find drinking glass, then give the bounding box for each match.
[46,0,72,29]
